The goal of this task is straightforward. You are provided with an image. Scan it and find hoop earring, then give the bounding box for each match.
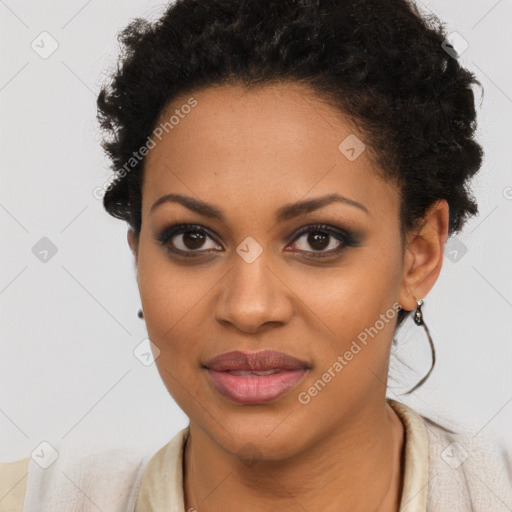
[137,308,144,319]
[413,298,424,325]
[404,298,436,395]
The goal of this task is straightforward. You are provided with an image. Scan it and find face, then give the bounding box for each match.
[129,82,414,460]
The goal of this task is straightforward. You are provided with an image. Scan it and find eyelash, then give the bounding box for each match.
[155,223,360,260]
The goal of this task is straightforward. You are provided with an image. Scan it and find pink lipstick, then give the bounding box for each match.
[203,350,310,404]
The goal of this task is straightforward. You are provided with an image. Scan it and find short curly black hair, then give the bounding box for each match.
[96,0,483,390]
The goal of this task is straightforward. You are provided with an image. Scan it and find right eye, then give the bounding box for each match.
[156,224,223,257]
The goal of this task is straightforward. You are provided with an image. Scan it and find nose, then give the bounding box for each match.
[213,248,294,334]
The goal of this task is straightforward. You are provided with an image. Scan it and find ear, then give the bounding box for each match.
[127,228,139,265]
[398,199,450,311]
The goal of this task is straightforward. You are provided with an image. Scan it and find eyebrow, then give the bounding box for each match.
[150,192,369,221]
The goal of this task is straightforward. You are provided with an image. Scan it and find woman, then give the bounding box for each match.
[2,0,511,510]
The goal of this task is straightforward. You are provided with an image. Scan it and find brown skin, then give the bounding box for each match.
[128,82,449,511]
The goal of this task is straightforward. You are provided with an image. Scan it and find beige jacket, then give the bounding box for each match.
[1,399,510,511]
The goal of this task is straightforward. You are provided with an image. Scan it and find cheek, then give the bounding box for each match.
[136,244,204,354]
[302,281,399,381]
[296,244,403,337]
[137,253,208,408]
[291,239,403,382]
[293,274,401,421]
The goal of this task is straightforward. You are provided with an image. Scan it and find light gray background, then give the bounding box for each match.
[1,0,511,462]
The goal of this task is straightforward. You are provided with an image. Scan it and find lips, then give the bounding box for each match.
[203,350,310,404]
[203,349,310,372]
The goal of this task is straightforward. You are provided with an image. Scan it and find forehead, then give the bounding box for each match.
[141,82,398,220]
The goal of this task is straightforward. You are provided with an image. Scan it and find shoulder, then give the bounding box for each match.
[409,404,512,511]
[0,457,30,511]
[135,426,190,511]
[19,441,151,512]
[0,431,190,512]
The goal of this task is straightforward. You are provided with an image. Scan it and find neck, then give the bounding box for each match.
[183,398,405,512]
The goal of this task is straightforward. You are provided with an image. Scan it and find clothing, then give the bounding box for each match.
[1,399,510,511]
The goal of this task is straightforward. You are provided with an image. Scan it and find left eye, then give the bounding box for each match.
[286,224,354,257]
[290,229,344,253]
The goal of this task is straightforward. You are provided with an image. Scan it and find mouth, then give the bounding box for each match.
[203,350,310,405]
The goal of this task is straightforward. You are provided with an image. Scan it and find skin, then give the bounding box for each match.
[127,82,449,511]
